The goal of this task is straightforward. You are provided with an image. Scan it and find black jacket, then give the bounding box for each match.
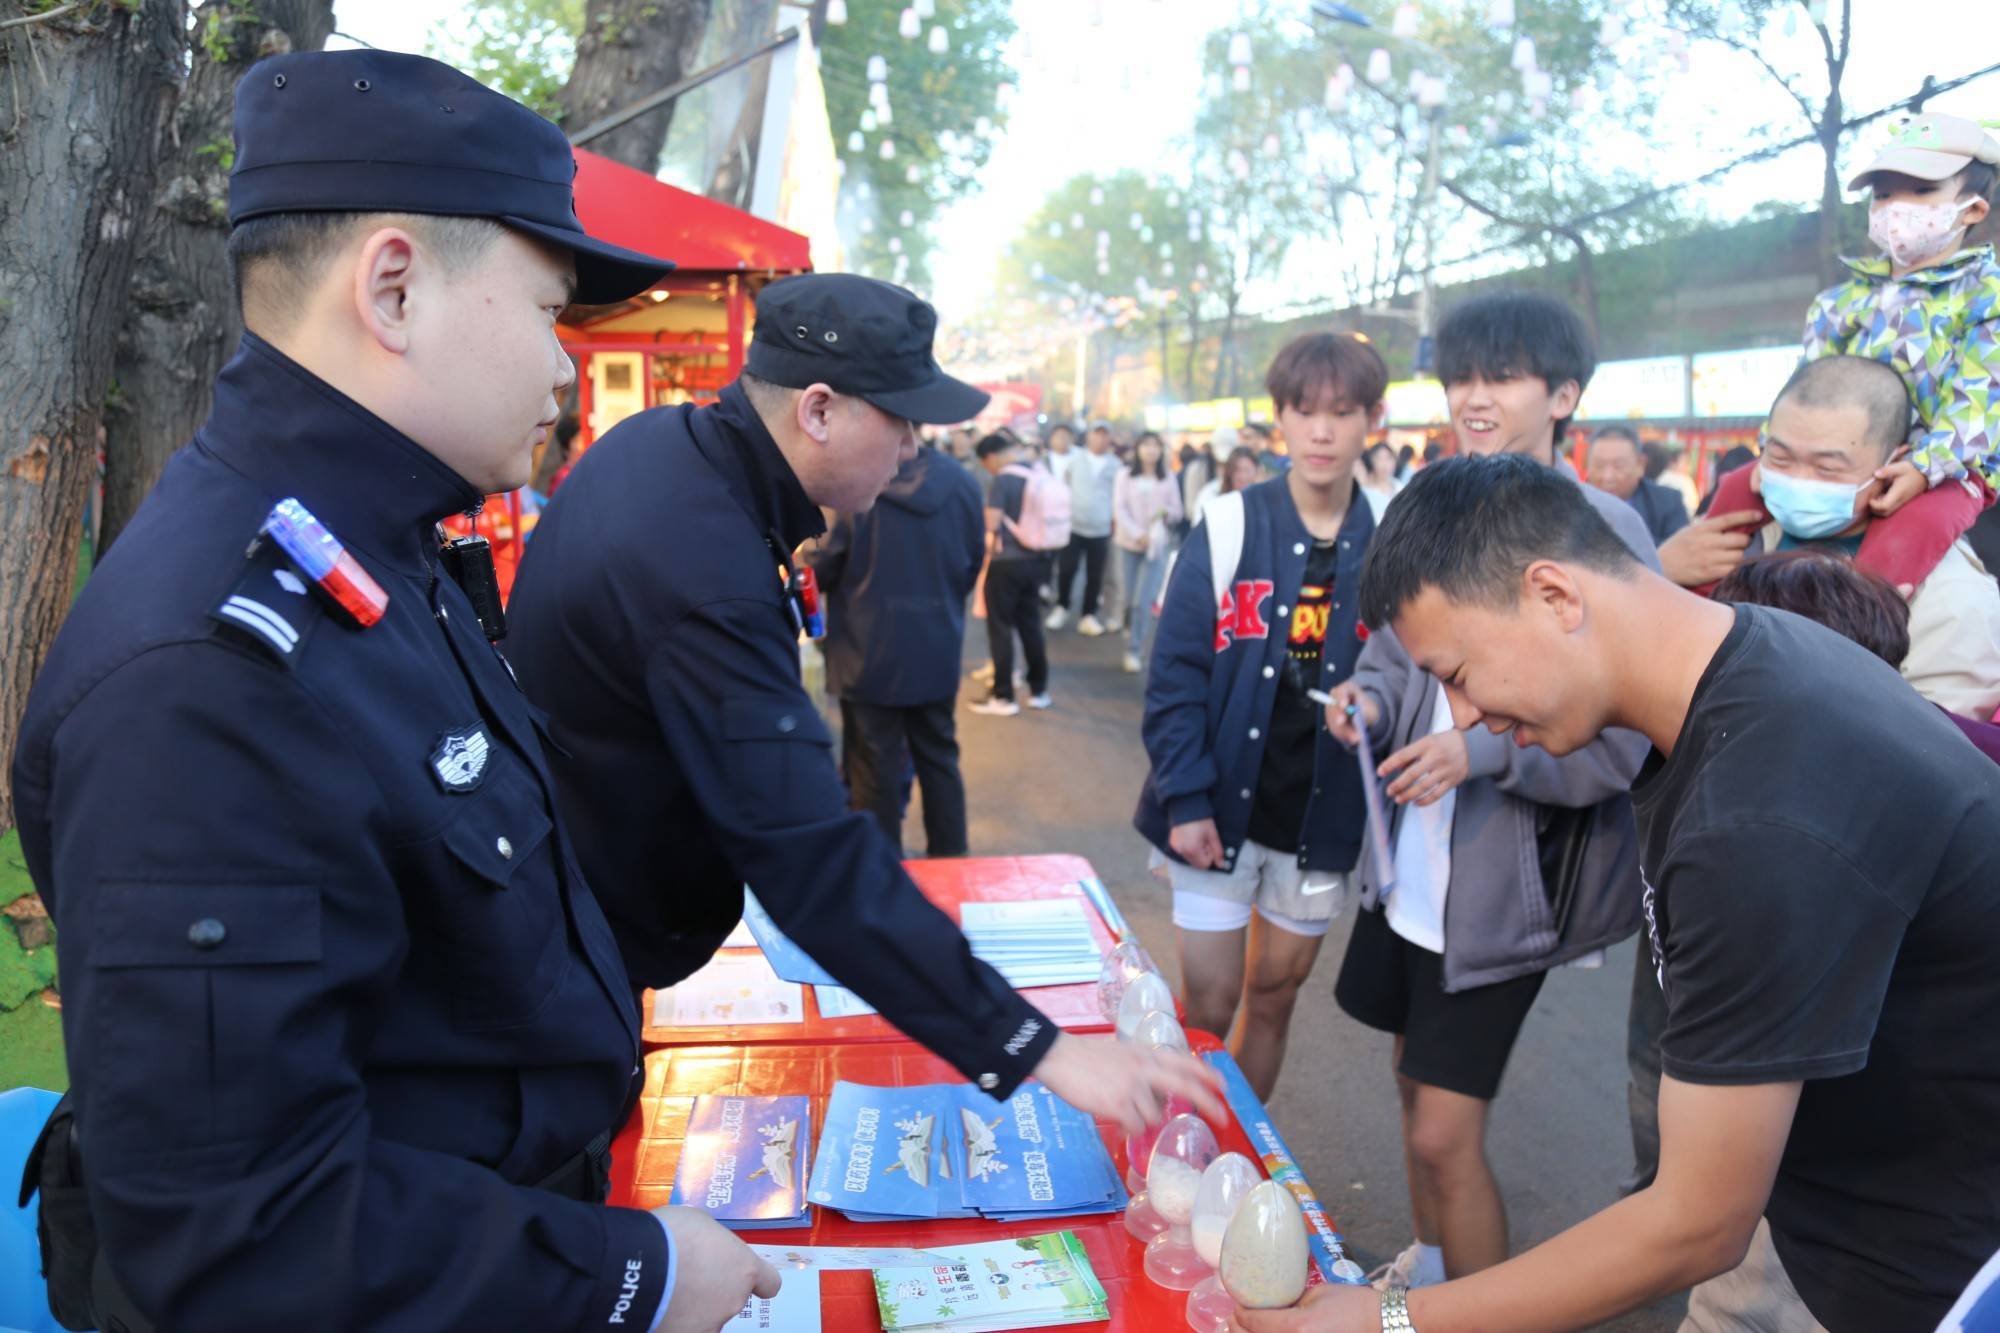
[809,446,984,706]
[506,386,1058,1095]
[10,336,660,1330]
[1627,476,1691,545]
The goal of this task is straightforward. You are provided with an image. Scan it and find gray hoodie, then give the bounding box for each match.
[1348,472,1661,991]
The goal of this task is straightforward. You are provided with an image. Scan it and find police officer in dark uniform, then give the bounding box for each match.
[11,50,777,1332]
[506,274,1222,1127]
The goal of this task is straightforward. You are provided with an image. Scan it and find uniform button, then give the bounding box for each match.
[978,1073,999,1091]
[1263,665,1275,679]
[1341,540,1350,550]
[777,715,798,734]
[187,918,227,950]
[439,605,450,622]
[1248,727,1261,740]
[497,837,514,860]
[1293,542,1307,555]
[1240,788,1252,800]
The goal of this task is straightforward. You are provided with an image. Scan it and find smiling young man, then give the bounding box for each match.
[1318,292,1656,1295]
[1240,453,2000,1333]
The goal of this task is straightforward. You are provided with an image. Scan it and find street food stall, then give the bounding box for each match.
[445,147,813,595]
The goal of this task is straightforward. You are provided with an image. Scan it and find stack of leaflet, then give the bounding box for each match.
[806,1082,1125,1224]
[957,900,1105,990]
[873,1231,1110,1333]
[668,1096,812,1230]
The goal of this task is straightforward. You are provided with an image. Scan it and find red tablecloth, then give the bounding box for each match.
[608,1033,1314,1333]
[641,855,1126,1047]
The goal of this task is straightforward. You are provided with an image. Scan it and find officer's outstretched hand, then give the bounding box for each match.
[652,1206,782,1333]
[1033,1032,1227,1137]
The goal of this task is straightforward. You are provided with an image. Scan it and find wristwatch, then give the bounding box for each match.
[1381,1286,1416,1332]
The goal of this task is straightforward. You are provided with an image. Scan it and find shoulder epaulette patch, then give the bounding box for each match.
[210,539,321,667]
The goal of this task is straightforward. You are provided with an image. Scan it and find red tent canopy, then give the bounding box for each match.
[570,147,813,274]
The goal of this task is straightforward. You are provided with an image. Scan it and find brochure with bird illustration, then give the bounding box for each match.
[951,1083,1126,1222]
[872,1231,1109,1333]
[669,1095,812,1230]
[806,1082,974,1222]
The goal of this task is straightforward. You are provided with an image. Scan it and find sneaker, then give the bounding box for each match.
[1028,693,1053,710]
[1122,652,1142,674]
[1102,614,1124,633]
[1045,607,1068,631]
[971,662,996,684]
[1076,614,1105,637]
[1369,1241,1443,1292]
[968,696,1021,717]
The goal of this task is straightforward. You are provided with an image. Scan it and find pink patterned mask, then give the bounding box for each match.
[1870,198,1974,269]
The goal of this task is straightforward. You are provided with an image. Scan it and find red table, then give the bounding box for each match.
[641,855,1132,1047]
[608,1033,1327,1333]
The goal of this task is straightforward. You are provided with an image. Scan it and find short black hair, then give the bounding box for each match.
[227,211,506,326]
[1266,331,1390,413]
[1589,425,1642,461]
[1959,160,1997,204]
[1359,453,1641,628]
[1771,355,1913,459]
[975,432,1014,459]
[1436,291,1596,441]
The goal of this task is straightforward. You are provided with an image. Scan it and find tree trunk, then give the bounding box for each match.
[1210,297,1239,401]
[1561,226,1601,343]
[1814,0,1852,290]
[99,0,333,555]
[0,0,186,831]
[701,0,774,209]
[1182,303,1203,402]
[556,0,712,174]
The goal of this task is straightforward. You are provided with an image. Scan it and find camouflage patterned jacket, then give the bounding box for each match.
[1803,244,2000,488]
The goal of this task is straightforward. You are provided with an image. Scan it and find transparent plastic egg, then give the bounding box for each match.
[1217,1179,1310,1310]
[1096,939,1160,1023]
[1143,1115,1219,1289]
[1190,1153,1261,1266]
[1114,972,1175,1041]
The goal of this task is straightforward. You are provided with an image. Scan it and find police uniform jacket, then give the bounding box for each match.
[11,336,668,1331]
[506,385,1058,1095]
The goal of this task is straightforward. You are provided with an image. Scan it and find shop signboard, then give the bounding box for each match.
[1577,355,1689,421]
[1165,398,1247,432]
[1690,346,1801,420]
[1383,379,1449,428]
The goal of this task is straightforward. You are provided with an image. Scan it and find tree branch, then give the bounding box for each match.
[1712,28,1819,124]
[0,2,82,31]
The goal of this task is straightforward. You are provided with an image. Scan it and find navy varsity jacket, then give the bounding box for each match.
[1133,477,1375,875]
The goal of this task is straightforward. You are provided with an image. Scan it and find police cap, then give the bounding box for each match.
[745,273,990,425]
[229,49,672,305]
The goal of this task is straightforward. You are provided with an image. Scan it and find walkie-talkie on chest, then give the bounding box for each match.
[438,509,508,642]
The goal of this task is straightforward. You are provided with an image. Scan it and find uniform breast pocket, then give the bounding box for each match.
[720,695,841,826]
[424,759,571,1032]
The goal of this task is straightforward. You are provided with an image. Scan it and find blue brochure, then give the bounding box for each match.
[669,1095,812,1230]
[740,888,840,987]
[952,1083,1125,1222]
[807,1083,973,1222]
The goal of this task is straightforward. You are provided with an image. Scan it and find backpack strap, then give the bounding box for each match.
[1203,491,1247,608]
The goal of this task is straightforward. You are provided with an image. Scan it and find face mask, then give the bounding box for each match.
[1759,464,1868,540]
[1869,197,1973,268]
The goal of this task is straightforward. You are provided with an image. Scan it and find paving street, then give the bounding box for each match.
[890,613,1685,1331]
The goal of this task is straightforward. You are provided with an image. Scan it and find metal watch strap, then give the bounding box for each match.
[1381,1286,1415,1333]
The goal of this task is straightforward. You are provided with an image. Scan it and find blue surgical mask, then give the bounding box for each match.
[1759,464,1868,540]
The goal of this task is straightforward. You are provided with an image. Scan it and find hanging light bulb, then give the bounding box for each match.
[1392,3,1419,39]
[867,54,888,82]
[856,180,872,199]
[826,0,847,23]
[880,139,896,160]
[860,217,874,233]
[1512,35,1537,71]
[898,209,914,227]
[1599,14,1624,43]
[1488,0,1514,23]
[1196,263,1209,279]
[1371,125,1396,149]
[1226,148,1250,180]
[1573,83,1601,114]
[1296,108,1315,134]
[1089,186,1106,206]
[1162,262,1174,277]
[1159,241,1173,257]
[859,109,877,132]
[1261,132,1281,158]
[888,236,903,253]
[1336,62,1356,89]
[1030,261,1045,279]
[1324,78,1350,113]
[1140,224,1155,242]
[833,158,846,178]
[928,26,948,55]
[1523,69,1553,100]
[1097,260,1111,277]
[1096,229,1111,250]
[1128,211,1144,230]
[847,130,864,153]
[877,102,893,126]
[1071,212,1085,229]
[898,8,920,40]
[1048,221,1064,238]
[1227,31,1252,66]
[906,164,922,183]
[1417,74,1447,109]
[1367,48,1392,83]
[912,0,933,16]
[1493,90,1517,114]
[1231,65,1249,92]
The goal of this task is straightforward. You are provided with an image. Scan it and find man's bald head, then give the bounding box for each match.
[1771,356,1913,461]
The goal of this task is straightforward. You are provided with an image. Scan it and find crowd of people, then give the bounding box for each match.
[814,111,2000,1333]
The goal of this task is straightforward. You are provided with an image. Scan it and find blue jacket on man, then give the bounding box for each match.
[1134,477,1375,876]
[506,384,1058,1096]
[810,445,985,705]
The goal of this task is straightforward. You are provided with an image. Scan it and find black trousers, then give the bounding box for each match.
[840,697,968,857]
[1053,533,1110,617]
[983,556,1050,701]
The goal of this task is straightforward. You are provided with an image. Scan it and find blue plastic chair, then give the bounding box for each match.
[0,1086,63,1333]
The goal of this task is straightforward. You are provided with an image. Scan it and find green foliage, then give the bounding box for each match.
[428,0,586,119]
[193,134,235,173]
[822,0,1016,290]
[1001,170,1207,313]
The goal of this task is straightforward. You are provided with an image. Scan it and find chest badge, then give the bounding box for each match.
[430,725,492,793]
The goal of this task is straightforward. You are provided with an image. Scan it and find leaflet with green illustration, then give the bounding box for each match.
[872,1231,1108,1333]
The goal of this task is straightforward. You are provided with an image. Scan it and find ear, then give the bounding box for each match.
[351,227,421,356]
[1368,401,1387,431]
[1963,194,1992,229]
[1523,559,1586,633]
[1550,379,1582,421]
[795,384,839,446]
[1747,461,1764,496]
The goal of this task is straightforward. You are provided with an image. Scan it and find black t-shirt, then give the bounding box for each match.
[1246,538,1338,850]
[984,469,1035,561]
[1632,605,2000,1332]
